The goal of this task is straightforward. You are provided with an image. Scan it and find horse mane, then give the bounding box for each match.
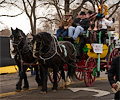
[37,32,52,44]
[16,28,26,37]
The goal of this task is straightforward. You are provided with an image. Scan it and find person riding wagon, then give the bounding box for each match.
[56,12,73,38]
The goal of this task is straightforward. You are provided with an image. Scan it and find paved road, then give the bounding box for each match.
[0,71,115,100]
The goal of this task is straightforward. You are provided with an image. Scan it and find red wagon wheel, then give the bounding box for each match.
[84,57,97,87]
[75,61,84,81]
[48,68,61,83]
[75,68,84,81]
[107,48,119,70]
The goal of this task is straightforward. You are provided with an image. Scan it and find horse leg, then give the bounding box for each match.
[16,71,25,92]
[60,67,66,89]
[66,61,76,87]
[40,65,48,94]
[34,66,42,87]
[65,65,71,87]
[23,67,29,90]
[52,69,58,92]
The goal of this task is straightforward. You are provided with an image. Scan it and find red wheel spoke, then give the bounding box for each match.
[84,57,97,87]
[49,69,61,83]
[75,68,84,81]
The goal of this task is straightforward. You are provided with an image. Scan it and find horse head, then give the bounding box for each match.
[10,27,26,53]
[33,32,52,57]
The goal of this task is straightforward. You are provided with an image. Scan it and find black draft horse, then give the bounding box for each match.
[33,32,76,93]
[10,28,42,91]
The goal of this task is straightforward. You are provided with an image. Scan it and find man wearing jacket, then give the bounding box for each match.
[108,53,120,100]
[68,11,90,40]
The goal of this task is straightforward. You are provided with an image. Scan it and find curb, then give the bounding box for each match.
[0,65,18,74]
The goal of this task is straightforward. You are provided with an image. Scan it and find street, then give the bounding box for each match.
[0,71,115,100]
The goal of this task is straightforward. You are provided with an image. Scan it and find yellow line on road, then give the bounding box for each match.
[0,77,107,98]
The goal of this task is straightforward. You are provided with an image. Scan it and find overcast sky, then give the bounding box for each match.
[0,0,119,33]
[0,1,57,33]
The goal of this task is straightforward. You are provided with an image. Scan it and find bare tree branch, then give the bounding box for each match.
[103,0,107,4]
[22,0,30,17]
[82,6,89,11]
[108,1,120,10]
[0,0,5,4]
[27,0,32,8]
[90,1,96,12]
[72,0,87,19]
[0,12,23,17]
[4,1,24,11]
[108,5,119,19]
[36,16,60,22]
[70,0,75,4]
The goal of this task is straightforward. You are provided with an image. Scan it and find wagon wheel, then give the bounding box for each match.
[84,57,97,87]
[107,48,119,70]
[75,62,84,81]
[75,68,84,81]
[48,68,61,83]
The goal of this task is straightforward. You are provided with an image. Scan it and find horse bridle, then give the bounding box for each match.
[10,32,31,55]
[12,38,23,47]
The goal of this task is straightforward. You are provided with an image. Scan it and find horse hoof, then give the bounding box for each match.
[52,90,57,92]
[38,86,42,89]
[40,91,47,94]
[23,88,29,91]
[16,89,21,92]
[66,84,70,88]
[60,86,65,90]
[38,83,42,87]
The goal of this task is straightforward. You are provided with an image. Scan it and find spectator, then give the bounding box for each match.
[108,54,120,100]
[68,11,90,40]
[86,10,93,19]
[86,10,98,43]
[56,12,73,38]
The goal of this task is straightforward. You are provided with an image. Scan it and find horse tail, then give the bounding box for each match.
[67,62,76,78]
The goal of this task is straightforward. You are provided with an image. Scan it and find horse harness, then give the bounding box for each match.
[11,36,38,72]
[36,35,75,64]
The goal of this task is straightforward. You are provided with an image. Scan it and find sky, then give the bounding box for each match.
[0,11,31,33]
[0,0,119,34]
[0,1,57,34]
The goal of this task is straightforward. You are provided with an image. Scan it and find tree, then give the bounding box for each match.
[65,0,70,13]
[0,0,23,17]
[0,0,38,34]
[0,0,119,34]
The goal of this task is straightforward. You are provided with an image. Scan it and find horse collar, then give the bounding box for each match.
[39,35,59,64]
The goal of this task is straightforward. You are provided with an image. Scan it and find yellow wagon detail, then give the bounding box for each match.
[86,44,108,58]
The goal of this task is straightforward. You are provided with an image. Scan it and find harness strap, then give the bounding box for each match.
[39,35,58,64]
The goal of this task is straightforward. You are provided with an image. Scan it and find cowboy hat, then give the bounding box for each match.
[64,12,72,16]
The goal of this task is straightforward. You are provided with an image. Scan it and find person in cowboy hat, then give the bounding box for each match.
[56,12,73,38]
